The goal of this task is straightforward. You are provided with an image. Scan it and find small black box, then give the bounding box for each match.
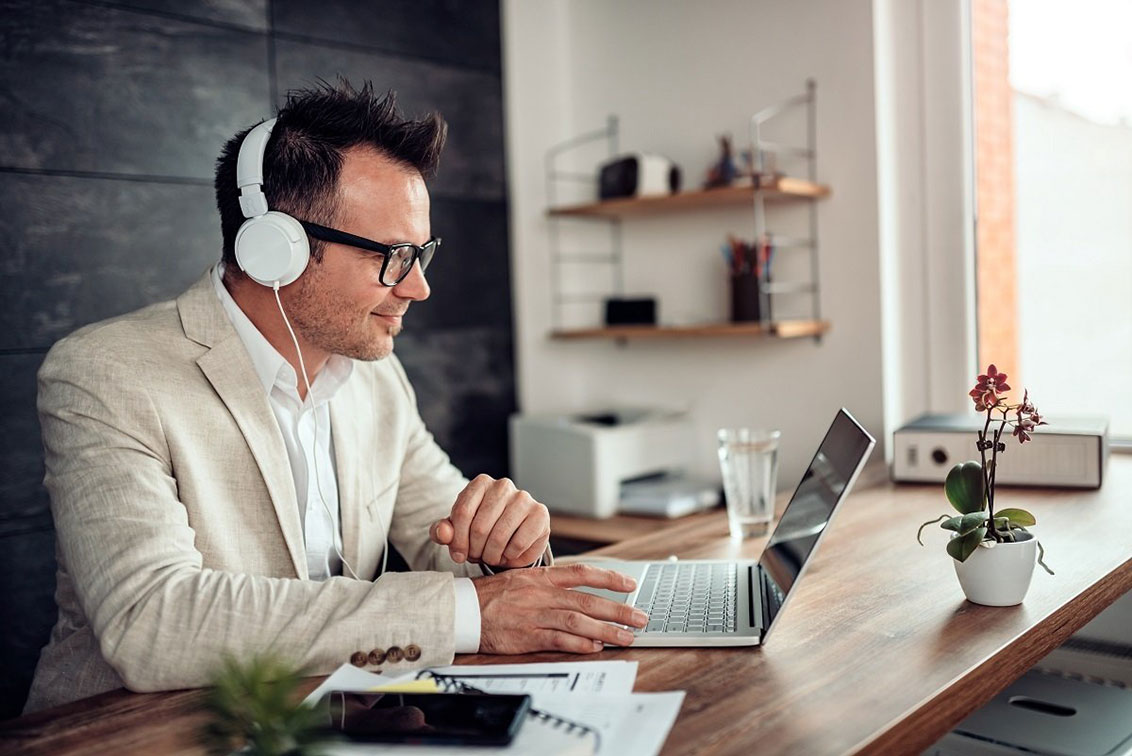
[604,297,657,325]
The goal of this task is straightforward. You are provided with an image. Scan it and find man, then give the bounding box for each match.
[25,81,646,713]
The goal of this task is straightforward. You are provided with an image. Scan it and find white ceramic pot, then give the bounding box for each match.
[952,531,1037,606]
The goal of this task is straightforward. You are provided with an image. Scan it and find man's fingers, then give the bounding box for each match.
[562,589,649,628]
[532,629,606,655]
[508,538,548,569]
[430,518,454,545]
[546,563,638,593]
[448,476,491,562]
[467,486,514,563]
[481,495,532,565]
[544,610,637,647]
[498,506,549,566]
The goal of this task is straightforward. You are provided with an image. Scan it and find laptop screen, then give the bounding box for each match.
[757,409,875,635]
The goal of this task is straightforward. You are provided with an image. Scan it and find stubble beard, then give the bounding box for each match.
[286,276,399,362]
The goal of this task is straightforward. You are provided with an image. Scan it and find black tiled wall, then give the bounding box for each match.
[0,0,513,717]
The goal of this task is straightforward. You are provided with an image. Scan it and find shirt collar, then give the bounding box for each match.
[211,263,353,404]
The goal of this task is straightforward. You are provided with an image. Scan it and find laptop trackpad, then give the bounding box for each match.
[571,560,649,605]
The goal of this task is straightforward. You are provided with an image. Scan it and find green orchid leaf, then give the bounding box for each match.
[943,512,987,536]
[939,515,964,532]
[995,508,1036,527]
[946,527,987,563]
[945,461,986,514]
[957,512,988,536]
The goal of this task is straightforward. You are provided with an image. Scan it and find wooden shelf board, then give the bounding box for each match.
[547,176,830,219]
[550,319,830,341]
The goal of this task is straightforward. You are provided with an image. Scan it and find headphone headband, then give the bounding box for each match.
[236,118,276,218]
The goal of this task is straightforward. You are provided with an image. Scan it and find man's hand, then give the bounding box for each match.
[472,564,648,653]
[429,475,550,569]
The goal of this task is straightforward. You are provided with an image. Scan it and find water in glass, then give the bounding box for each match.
[717,429,781,539]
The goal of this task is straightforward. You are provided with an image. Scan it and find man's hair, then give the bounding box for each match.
[214,79,447,272]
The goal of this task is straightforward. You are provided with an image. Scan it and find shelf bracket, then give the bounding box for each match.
[545,116,624,331]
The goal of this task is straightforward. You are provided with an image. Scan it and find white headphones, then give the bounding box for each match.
[234,118,310,287]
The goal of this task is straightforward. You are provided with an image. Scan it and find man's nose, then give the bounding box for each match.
[392,259,430,301]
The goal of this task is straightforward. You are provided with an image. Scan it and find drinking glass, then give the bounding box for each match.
[717,428,781,539]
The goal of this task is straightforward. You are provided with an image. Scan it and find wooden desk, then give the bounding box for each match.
[550,508,724,551]
[4,458,1131,755]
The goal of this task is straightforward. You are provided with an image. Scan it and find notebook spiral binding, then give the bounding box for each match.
[417,671,602,750]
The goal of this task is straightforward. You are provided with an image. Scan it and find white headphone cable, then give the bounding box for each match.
[272,282,390,580]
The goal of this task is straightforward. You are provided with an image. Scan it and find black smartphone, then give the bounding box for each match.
[321,691,531,746]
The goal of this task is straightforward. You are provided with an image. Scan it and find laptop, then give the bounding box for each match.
[579,408,876,647]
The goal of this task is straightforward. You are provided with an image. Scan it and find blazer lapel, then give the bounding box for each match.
[179,273,308,579]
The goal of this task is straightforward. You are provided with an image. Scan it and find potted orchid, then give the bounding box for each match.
[917,365,1055,606]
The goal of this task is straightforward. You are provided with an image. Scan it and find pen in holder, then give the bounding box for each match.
[723,234,770,323]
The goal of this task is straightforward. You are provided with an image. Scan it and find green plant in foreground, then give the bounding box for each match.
[199,655,329,756]
[917,364,1054,574]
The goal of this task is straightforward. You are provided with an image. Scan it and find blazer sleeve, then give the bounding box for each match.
[38,338,459,693]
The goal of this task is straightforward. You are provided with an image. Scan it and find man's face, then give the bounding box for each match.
[285,146,432,362]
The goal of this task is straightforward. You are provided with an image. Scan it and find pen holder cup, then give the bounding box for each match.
[730,273,761,323]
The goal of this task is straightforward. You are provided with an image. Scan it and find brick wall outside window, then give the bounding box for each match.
[972,0,1021,386]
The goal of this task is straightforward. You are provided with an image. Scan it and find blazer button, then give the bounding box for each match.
[368,648,386,665]
[386,646,404,663]
[349,651,367,667]
[405,644,421,662]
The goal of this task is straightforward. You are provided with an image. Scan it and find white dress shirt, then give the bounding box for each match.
[211,265,480,652]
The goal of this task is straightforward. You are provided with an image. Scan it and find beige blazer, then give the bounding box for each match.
[25,273,483,713]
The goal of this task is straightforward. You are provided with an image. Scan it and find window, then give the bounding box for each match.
[972,0,1132,440]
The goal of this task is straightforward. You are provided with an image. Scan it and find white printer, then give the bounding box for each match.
[509,409,692,518]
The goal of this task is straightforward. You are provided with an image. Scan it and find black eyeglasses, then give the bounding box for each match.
[299,220,440,287]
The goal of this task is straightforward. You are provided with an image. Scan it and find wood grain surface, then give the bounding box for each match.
[548,320,830,342]
[546,178,831,219]
[4,458,1130,755]
[550,508,724,545]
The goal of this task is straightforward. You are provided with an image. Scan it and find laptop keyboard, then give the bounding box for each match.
[633,563,738,634]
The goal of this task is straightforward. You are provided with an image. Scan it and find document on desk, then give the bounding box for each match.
[427,660,638,695]
[528,690,685,756]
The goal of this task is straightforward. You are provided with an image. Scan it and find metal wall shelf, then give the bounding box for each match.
[544,80,827,342]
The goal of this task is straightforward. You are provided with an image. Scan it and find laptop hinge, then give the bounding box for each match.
[748,565,761,635]
[755,565,771,641]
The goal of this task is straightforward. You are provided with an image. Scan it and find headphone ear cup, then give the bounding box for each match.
[234,211,310,287]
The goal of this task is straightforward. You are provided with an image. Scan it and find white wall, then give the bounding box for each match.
[502,0,887,490]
